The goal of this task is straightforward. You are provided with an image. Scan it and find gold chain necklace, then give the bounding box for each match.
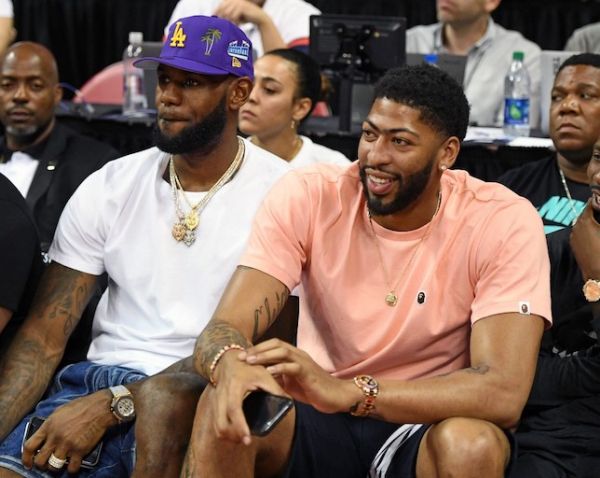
[558,166,579,226]
[169,138,245,246]
[368,193,442,307]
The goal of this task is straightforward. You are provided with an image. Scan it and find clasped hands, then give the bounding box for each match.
[209,339,355,445]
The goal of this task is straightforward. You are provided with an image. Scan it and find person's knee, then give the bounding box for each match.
[421,418,509,476]
[136,372,206,423]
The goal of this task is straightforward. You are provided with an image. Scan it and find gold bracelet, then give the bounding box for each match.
[350,375,379,417]
[208,344,246,386]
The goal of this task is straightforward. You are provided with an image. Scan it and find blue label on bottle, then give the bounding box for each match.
[504,98,530,125]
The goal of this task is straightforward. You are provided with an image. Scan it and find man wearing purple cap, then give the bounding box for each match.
[0,15,289,478]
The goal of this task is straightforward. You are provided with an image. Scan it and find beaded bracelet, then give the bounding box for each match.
[208,344,246,386]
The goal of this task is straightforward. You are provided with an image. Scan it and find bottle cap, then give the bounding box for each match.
[129,31,143,44]
[512,51,524,61]
[424,53,438,65]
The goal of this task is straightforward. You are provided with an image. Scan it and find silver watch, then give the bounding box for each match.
[109,385,135,422]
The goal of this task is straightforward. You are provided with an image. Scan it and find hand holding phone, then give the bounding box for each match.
[22,416,103,469]
[242,391,293,436]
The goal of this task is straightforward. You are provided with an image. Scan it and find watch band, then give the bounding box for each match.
[350,375,379,417]
[110,385,130,398]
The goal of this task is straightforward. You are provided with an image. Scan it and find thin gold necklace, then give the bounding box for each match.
[169,137,245,246]
[368,193,442,307]
[558,166,579,226]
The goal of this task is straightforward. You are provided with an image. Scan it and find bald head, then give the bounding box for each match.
[1,41,59,85]
[0,41,62,149]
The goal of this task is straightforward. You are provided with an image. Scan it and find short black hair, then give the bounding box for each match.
[558,53,600,73]
[264,48,321,119]
[372,64,470,140]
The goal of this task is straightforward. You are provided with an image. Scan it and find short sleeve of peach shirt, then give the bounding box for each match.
[240,163,551,380]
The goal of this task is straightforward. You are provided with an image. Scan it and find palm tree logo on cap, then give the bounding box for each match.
[202,29,222,56]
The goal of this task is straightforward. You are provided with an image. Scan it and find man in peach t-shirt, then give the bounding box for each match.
[184,65,551,478]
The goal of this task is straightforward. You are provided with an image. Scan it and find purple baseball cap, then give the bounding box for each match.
[134,15,254,80]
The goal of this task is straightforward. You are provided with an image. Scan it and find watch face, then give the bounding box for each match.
[116,397,135,419]
[584,280,600,302]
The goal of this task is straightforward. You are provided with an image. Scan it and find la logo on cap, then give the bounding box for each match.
[170,21,187,48]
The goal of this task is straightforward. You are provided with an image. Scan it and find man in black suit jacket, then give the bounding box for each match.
[0,41,118,251]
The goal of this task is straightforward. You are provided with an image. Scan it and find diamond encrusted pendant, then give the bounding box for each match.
[183,229,196,247]
[385,292,398,307]
[172,222,187,241]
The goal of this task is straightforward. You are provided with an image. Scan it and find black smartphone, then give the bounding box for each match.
[242,391,293,436]
[22,416,103,469]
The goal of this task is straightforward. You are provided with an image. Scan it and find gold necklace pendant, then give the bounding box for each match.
[184,211,199,230]
[172,222,187,241]
[385,291,398,307]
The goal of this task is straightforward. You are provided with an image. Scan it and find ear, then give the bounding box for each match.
[228,77,253,111]
[436,136,461,172]
[292,97,312,123]
[53,83,63,106]
[484,0,501,14]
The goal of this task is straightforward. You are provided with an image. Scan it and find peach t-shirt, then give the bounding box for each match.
[240,162,551,380]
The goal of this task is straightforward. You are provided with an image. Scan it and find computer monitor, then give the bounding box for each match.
[309,14,406,132]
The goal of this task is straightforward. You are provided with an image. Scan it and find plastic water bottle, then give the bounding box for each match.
[122,31,147,116]
[503,51,530,137]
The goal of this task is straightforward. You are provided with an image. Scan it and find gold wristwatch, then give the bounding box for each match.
[350,375,379,417]
[109,385,135,422]
[583,279,600,302]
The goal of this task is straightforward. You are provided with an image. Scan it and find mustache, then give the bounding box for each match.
[7,106,34,114]
[590,185,600,192]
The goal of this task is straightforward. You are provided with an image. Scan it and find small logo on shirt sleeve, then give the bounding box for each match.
[519,301,530,315]
[417,291,426,304]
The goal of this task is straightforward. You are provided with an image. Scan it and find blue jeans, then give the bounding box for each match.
[0,361,147,477]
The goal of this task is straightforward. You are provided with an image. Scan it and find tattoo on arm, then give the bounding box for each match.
[251,286,290,343]
[467,364,490,375]
[30,263,96,337]
[0,263,97,439]
[196,320,252,378]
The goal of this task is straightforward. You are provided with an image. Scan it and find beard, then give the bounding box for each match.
[360,159,434,216]
[153,96,227,155]
[5,118,51,148]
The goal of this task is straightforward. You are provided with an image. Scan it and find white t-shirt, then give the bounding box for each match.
[166,0,321,58]
[49,139,290,375]
[0,0,12,17]
[290,135,351,169]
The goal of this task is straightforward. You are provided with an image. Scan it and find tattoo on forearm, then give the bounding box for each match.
[0,338,56,439]
[467,364,490,375]
[0,264,96,439]
[196,320,252,378]
[251,287,290,343]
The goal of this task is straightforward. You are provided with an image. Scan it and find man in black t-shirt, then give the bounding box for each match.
[0,172,43,356]
[506,54,600,478]
[499,53,600,235]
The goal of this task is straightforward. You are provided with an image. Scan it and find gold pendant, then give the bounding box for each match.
[172,222,187,241]
[385,292,397,307]
[185,211,199,230]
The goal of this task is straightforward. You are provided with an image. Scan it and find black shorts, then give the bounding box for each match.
[281,402,429,478]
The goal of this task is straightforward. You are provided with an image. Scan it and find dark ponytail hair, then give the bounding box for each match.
[263,48,325,121]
